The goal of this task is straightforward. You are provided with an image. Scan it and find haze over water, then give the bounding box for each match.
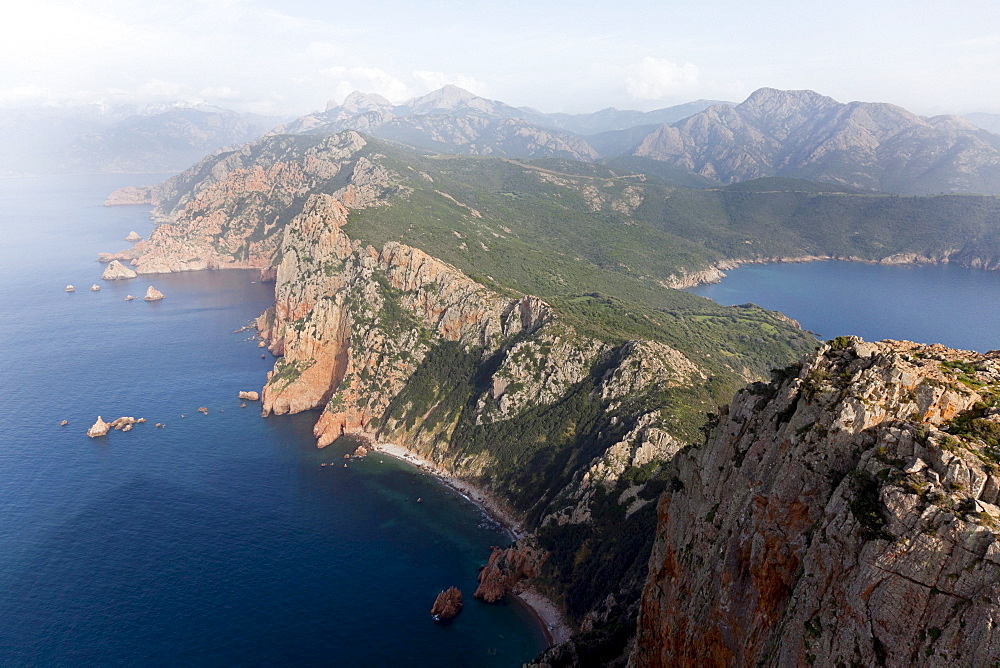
[0,175,546,666]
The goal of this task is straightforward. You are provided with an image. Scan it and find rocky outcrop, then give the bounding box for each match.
[104,185,160,206]
[474,540,548,603]
[86,416,110,437]
[125,230,142,242]
[143,286,164,301]
[430,587,463,621]
[238,391,259,401]
[633,338,1000,666]
[90,284,100,291]
[65,285,74,292]
[99,132,391,275]
[101,260,137,280]
[258,191,555,447]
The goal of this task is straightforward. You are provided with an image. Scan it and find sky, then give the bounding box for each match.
[3,0,1000,117]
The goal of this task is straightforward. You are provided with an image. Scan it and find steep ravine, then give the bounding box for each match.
[633,338,1000,666]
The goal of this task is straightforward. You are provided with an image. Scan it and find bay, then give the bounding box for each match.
[0,175,546,666]
[688,261,1000,353]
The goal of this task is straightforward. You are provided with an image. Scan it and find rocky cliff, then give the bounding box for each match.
[633,337,1000,666]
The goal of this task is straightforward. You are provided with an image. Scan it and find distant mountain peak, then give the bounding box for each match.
[335,91,393,114]
[401,85,488,114]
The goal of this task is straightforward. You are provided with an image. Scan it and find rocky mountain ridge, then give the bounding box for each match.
[633,337,1000,666]
[626,87,1000,194]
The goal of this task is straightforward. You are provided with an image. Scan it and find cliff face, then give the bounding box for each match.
[634,338,1000,666]
[104,132,391,274]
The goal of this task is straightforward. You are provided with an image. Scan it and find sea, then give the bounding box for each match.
[0,175,547,666]
[688,261,1000,353]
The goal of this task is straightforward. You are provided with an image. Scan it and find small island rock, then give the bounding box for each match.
[60,420,68,426]
[143,286,164,301]
[197,407,209,414]
[86,416,110,438]
[101,260,137,280]
[238,391,260,401]
[65,285,75,292]
[90,284,101,291]
[353,445,368,458]
[125,230,142,242]
[431,587,463,621]
[125,294,135,301]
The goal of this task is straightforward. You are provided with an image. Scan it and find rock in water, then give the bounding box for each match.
[474,541,547,603]
[431,587,463,621]
[65,285,75,292]
[125,295,135,301]
[101,260,137,280]
[60,420,68,426]
[238,391,260,401]
[352,445,368,458]
[86,416,110,438]
[90,284,100,291]
[143,286,164,301]
[125,230,142,242]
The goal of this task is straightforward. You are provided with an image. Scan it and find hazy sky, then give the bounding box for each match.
[4,0,1000,116]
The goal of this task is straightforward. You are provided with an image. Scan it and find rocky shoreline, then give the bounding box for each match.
[674,252,1000,289]
[369,441,573,646]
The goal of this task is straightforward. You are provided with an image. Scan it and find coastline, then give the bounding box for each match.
[369,441,574,646]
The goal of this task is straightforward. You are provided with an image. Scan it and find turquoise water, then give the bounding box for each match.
[0,175,546,666]
[688,261,1000,352]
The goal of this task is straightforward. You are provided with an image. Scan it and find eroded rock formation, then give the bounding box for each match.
[474,540,548,603]
[633,338,1000,666]
[238,391,259,401]
[86,416,110,437]
[430,587,463,621]
[101,260,137,280]
[143,286,164,301]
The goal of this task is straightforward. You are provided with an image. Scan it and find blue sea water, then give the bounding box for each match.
[689,261,1000,353]
[0,175,546,666]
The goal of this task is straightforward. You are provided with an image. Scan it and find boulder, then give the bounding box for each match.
[238,391,260,401]
[90,284,101,291]
[197,407,209,414]
[353,445,369,458]
[143,286,164,301]
[60,420,68,426]
[86,416,110,438]
[125,295,135,301]
[125,230,142,242]
[65,285,75,292]
[431,587,463,621]
[101,260,137,280]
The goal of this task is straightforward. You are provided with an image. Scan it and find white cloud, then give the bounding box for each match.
[625,57,700,100]
[321,66,413,103]
[412,70,488,96]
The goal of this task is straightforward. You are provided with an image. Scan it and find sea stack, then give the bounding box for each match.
[86,416,110,438]
[125,230,142,242]
[65,285,75,292]
[143,286,164,301]
[430,587,463,621]
[101,260,137,280]
[238,391,260,401]
[90,284,101,291]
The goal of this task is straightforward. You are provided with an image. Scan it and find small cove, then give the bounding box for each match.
[687,261,1000,352]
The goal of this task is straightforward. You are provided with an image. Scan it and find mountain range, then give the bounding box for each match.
[269,84,1000,195]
